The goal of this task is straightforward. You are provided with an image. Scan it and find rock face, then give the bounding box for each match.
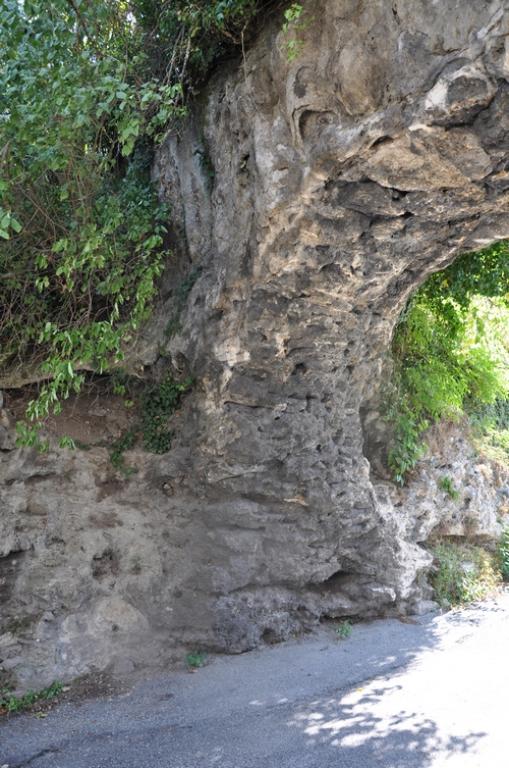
[378,422,509,550]
[2,0,509,688]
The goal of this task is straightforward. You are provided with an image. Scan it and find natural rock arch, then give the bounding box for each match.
[153,0,509,644]
[2,0,509,687]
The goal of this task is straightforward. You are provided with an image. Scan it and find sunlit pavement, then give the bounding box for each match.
[2,591,509,768]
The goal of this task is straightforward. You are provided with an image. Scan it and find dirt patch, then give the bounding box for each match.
[60,670,126,706]
[4,383,134,446]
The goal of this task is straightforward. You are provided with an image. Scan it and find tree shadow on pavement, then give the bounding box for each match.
[286,680,486,768]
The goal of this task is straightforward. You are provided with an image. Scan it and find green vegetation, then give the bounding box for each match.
[110,428,138,474]
[389,244,509,608]
[387,241,509,484]
[430,541,502,608]
[470,397,509,465]
[141,375,193,454]
[498,528,509,582]
[437,476,460,501]
[1,1,172,445]
[282,3,305,61]
[109,375,193,471]
[186,651,207,670]
[335,620,353,640]
[0,681,63,715]
[59,435,77,451]
[0,0,294,445]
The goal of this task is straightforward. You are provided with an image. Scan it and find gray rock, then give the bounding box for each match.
[2,0,509,689]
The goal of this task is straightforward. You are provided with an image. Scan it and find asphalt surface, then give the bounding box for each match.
[2,592,509,768]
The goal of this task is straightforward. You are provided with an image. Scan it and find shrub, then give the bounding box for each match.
[430,541,502,608]
[0,0,288,441]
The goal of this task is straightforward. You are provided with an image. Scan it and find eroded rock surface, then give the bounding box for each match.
[2,0,509,688]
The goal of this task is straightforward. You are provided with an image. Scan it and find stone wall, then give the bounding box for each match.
[2,0,509,689]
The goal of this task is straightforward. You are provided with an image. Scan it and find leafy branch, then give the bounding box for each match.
[0,1,294,442]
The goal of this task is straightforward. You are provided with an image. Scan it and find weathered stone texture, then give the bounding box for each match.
[2,0,509,688]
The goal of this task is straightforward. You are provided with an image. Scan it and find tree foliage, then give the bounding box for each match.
[388,241,509,484]
[0,0,278,444]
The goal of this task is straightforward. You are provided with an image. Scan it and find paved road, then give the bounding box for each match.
[2,593,509,768]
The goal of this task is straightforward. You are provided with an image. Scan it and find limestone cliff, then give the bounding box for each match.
[2,0,509,689]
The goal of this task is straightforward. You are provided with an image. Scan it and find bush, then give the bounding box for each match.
[0,0,280,442]
[430,541,502,608]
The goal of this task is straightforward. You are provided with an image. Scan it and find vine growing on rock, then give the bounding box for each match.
[387,240,509,484]
[0,0,291,446]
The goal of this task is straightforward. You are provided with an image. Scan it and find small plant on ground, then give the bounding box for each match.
[186,652,207,670]
[0,681,63,715]
[438,476,460,501]
[336,620,353,640]
[430,541,502,608]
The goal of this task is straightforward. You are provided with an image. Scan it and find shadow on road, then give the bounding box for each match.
[287,681,486,768]
[277,606,496,767]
